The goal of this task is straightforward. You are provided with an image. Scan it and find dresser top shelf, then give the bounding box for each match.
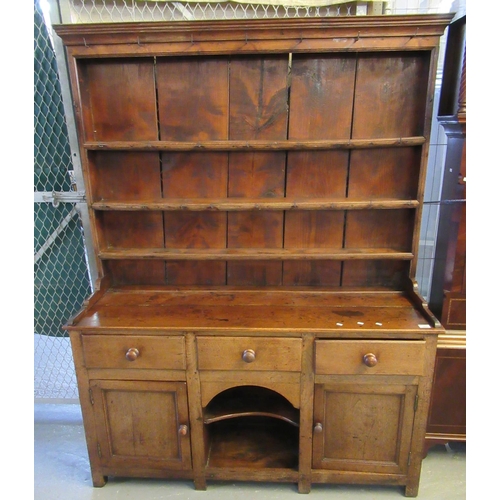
[66,286,439,335]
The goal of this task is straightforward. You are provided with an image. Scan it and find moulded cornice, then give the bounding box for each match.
[53,13,455,48]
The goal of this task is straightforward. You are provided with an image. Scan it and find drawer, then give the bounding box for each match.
[81,335,186,370]
[315,340,426,376]
[197,336,302,372]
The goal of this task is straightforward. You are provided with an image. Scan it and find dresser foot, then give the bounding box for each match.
[404,483,419,497]
[91,473,107,487]
[298,478,311,494]
[194,478,207,490]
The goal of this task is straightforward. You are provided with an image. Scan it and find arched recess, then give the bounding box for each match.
[203,385,300,427]
[203,385,300,470]
[201,379,300,409]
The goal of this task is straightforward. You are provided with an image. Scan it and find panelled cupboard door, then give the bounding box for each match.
[90,380,192,471]
[313,383,417,474]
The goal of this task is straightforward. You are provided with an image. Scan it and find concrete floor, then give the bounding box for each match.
[34,403,466,500]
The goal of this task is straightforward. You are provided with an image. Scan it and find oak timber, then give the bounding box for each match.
[55,14,452,497]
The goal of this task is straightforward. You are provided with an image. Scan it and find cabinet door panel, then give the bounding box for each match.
[90,380,191,470]
[313,383,416,474]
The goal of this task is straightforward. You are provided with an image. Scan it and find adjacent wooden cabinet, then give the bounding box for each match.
[425,14,466,451]
[55,14,452,496]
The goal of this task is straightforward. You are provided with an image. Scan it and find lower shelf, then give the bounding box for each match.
[206,416,299,470]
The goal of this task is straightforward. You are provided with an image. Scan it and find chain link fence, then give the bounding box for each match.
[61,0,384,22]
[34,0,463,401]
[35,0,92,400]
[59,0,455,23]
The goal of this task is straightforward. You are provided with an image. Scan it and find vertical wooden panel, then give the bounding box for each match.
[348,148,421,200]
[69,332,106,487]
[100,211,166,284]
[106,260,166,286]
[284,151,348,285]
[342,261,410,288]
[285,211,345,249]
[100,211,164,250]
[286,151,350,198]
[164,211,227,250]
[81,61,162,284]
[162,152,228,198]
[285,55,355,285]
[164,211,227,285]
[352,53,430,139]
[283,211,344,286]
[99,224,165,285]
[227,211,283,286]
[156,57,229,141]
[298,334,314,493]
[157,58,229,284]
[345,210,414,251]
[79,59,158,142]
[227,152,286,286]
[228,152,285,197]
[288,55,357,140]
[162,152,228,285]
[227,56,289,285]
[91,151,165,284]
[345,53,428,288]
[229,56,289,140]
[185,333,207,490]
[90,151,162,202]
[342,209,413,286]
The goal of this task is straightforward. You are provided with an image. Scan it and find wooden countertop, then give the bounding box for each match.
[66,286,440,335]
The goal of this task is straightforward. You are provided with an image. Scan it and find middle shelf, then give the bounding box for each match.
[98,247,414,261]
[83,136,426,152]
[91,198,419,212]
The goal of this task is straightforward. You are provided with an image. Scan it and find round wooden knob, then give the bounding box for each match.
[363,353,378,367]
[242,349,256,363]
[178,425,188,437]
[125,348,140,361]
[314,423,323,434]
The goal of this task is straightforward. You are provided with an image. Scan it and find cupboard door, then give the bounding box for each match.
[313,382,417,474]
[90,380,192,471]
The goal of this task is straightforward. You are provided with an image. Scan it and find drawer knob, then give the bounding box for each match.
[314,423,323,434]
[242,349,256,363]
[125,348,140,361]
[178,424,188,437]
[363,353,378,367]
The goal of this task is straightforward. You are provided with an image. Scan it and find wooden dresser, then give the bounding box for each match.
[55,14,452,496]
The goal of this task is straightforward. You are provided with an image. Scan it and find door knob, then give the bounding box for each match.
[125,348,139,361]
[242,349,256,363]
[363,353,378,367]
